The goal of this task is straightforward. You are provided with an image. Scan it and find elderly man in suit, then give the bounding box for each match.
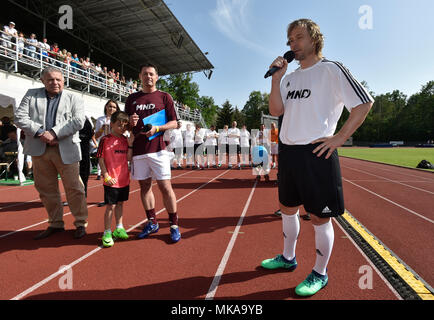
[15,67,88,240]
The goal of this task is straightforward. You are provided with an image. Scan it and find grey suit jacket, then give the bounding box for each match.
[15,88,85,164]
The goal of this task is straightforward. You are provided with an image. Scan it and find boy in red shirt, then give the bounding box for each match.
[97,111,134,247]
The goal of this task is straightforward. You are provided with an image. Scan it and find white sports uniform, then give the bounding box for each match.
[279,59,373,145]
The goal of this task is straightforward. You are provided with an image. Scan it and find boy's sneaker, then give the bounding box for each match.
[295,270,328,296]
[170,225,181,243]
[261,254,297,271]
[112,227,129,240]
[102,232,114,247]
[137,222,159,239]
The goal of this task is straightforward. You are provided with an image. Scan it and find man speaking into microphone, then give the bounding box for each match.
[260,19,374,296]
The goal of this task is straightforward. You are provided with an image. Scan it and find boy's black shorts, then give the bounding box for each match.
[104,185,130,205]
[228,144,241,154]
[278,143,344,217]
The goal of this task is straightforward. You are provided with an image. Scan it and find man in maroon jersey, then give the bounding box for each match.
[125,63,181,243]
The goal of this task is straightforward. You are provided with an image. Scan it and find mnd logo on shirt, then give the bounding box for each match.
[286,89,311,100]
[135,103,156,111]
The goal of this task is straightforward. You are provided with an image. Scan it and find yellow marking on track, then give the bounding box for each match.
[342,211,433,300]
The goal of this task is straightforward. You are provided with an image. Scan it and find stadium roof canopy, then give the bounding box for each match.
[7,0,213,76]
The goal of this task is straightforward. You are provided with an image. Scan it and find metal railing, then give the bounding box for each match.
[0,29,207,123]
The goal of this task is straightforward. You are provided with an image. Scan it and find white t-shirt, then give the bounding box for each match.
[279,59,374,145]
[204,129,218,146]
[184,128,195,147]
[218,129,228,145]
[169,128,183,149]
[227,127,241,145]
[240,129,250,148]
[2,25,17,39]
[194,128,205,144]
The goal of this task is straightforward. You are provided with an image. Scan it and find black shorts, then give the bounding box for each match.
[194,143,204,155]
[104,185,130,205]
[278,143,344,217]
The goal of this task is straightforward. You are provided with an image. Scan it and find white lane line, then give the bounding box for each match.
[341,158,433,181]
[343,178,434,224]
[332,218,402,300]
[205,179,258,300]
[0,171,194,239]
[10,170,229,300]
[343,165,434,195]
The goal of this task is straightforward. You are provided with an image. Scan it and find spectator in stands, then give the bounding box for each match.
[25,33,38,59]
[17,32,25,57]
[132,80,138,92]
[70,53,80,74]
[39,37,50,62]
[240,124,251,167]
[15,66,88,239]
[218,124,229,167]
[95,63,102,79]
[270,122,279,168]
[2,21,17,51]
[49,43,60,65]
[82,57,91,75]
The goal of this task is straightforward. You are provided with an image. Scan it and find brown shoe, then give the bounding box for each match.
[34,227,65,240]
[74,226,86,239]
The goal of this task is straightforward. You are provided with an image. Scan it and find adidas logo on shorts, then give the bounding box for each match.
[321,206,332,214]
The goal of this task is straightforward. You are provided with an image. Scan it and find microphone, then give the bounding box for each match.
[141,123,152,133]
[264,51,295,78]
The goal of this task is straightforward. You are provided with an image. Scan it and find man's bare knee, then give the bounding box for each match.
[279,203,299,216]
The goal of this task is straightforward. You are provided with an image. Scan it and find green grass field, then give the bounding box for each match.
[338,147,434,171]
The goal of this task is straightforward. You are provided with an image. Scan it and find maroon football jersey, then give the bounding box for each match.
[125,90,178,156]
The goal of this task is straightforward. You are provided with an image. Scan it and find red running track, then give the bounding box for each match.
[0,157,432,300]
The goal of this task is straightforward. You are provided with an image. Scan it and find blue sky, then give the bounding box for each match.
[167,0,434,110]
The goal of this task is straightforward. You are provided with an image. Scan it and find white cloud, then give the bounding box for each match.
[210,0,273,57]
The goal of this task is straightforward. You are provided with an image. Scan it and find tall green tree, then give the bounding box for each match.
[197,96,219,126]
[157,73,200,109]
[242,91,269,130]
[216,100,234,129]
[232,108,246,126]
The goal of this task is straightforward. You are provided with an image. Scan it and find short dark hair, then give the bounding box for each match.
[110,111,129,124]
[139,63,158,75]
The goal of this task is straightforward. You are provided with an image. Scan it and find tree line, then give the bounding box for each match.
[157,74,433,142]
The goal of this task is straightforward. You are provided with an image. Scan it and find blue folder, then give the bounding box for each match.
[142,109,167,141]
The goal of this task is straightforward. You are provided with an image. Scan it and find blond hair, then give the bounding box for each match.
[287,19,324,58]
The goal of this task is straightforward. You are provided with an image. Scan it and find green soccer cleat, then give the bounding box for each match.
[295,270,328,296]
[102,232,114,247]
[261,254,297,271]
[112,227,129,240]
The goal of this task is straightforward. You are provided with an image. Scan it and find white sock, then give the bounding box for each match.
[282,211,300,261]
[104,229,111,235]
[116,224,124,229]
[313,219,334,276]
